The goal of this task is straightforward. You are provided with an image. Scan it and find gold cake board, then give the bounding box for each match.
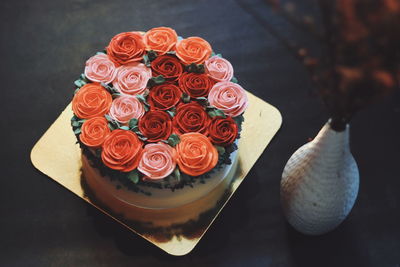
[30,92,282,256]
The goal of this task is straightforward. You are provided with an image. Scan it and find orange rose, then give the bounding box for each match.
[101,130,143,172]
[176,132,218,176]
[80,117,111,148]
[106,32,146,65]
[72,83,112,119]
[175,37,212,65]
[144,27,178,55]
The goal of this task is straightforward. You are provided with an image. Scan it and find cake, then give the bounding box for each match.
[71,27,249,227]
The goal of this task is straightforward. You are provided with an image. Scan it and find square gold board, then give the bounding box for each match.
[30,91,282,256]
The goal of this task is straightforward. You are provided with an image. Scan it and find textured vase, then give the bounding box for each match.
[280,120,359,235]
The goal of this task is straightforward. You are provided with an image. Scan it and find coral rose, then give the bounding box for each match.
[208,81,248,117]
[176,132,218,176]
[148,83,182,110]
[173,102,210,135]
[113,63,152,96]
[144,27,178,55]
[205,56,234,82]
[109,95,145,123]
[138,143,177,180]
[106,32,145,65]
[178,72,214,98]
[80,117,111,148]
[150,55,183,80]
[72,83,112,119]
[101,129,143,172]
[208,116,238,146]
[138,110,172,142]
[175,37,212,65]
[84,53,117,84]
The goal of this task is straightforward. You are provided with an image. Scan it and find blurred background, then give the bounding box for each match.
[0,0,399,266]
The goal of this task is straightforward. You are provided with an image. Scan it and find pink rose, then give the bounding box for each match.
[84,54,117,84]
[208,81,249,117]
[109,95,145,123]
[138,143,177,180]
[113,63,152,95]
[205,56,234,82]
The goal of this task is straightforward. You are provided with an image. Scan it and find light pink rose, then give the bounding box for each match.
[108,95,145,123]
[208,81,249,117]
[84,54,117,84]
[205,56,234,82]
[138,143,177,180]
[113,63,152,95]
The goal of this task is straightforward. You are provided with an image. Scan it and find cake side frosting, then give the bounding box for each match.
[83,147,238,209]
[82,149,239,225]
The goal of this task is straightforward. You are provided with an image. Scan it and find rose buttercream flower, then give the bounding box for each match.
[175,37,212,65]
[144,27,178,55]
[109,95,145,123]
[176,132,218,176]
[106,32,146,65]
[138,110,172,142]
[148,83,182,110]
[138,143,177,180]
[101,129,143,172]
[178,72,214,98]
[72,83,112,119]
[205,56,234,82]
[208,81,248,117]
[150,55,183,80]
[84,54,117,84]
[80,117,111,148]
[208,116,238,146]
[113,63,152,95]
[173,102,210,135]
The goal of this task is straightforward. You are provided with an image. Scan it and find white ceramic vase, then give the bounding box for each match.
[280,120,359,235]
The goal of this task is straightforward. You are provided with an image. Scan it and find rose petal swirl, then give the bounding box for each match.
[205,56,234,82]
[208,81,248,117]
[101,129,143,172]
[208,116,238,146]
[138,143,177,180]
[173,102,210,135]
[148,83,182,110]
[72,83,112,119]
[150,55,183,80]
[80,117,111,148]
[84,54,117,84]
[109,95,145,123]
[106,32,145,65]
[144,27,178,55]
[113,63,152,96]
[175,37,212,65]
[176,132,218,176]
[138,110,172,142]
[178,72,214,98]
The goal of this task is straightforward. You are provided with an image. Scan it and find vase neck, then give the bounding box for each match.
[313,120,350,150]
[330,116,349,132]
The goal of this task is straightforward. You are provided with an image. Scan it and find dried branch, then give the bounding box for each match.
[261,0,400,130]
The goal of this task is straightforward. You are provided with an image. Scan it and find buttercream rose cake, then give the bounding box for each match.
[72,27,248,219]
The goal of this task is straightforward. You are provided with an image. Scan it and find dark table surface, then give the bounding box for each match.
[1,0,399,266]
